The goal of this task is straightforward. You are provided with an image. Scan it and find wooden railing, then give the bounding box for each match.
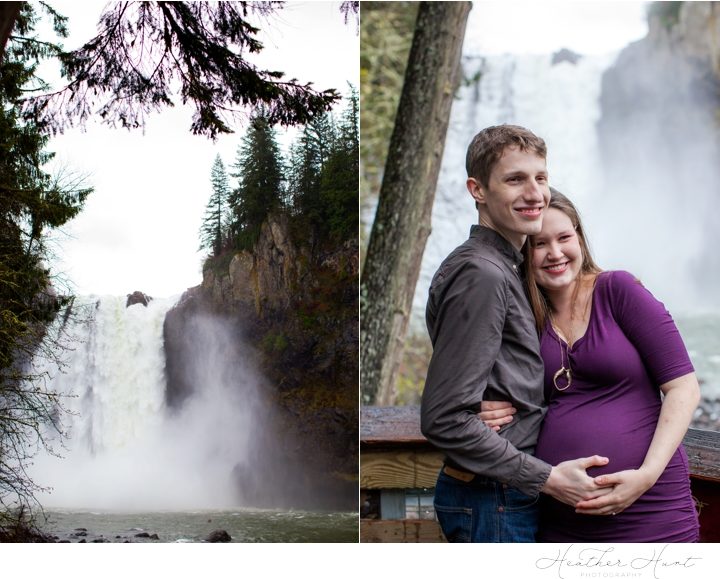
[360,405,720,543]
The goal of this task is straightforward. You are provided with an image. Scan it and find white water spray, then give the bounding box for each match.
[30,296,264,510]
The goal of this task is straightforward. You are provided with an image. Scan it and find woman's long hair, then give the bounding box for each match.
[523,189,602,334]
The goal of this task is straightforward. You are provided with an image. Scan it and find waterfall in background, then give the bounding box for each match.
[411,51,720,398]
[29,296,262,510]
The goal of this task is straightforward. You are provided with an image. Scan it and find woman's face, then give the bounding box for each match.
[531,207,583,291]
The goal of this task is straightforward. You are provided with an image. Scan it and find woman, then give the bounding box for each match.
[482,190,700,542]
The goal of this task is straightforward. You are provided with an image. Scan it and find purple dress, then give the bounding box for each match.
[535,270,699,542]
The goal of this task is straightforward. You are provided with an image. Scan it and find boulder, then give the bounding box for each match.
[551,47,582,66]
[126,291,151,307]
[205,529,231,543]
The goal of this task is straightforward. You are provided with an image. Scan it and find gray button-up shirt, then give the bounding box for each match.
[420,225,551,497]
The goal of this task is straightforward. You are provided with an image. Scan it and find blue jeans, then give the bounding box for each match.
[433,467,539,542]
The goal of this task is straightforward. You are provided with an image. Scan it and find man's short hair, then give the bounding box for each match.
[466,125,547,188]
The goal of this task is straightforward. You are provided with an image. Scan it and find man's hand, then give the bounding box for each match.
[541,455,613,506]
[478,401,517,431]
[574,468,656,516]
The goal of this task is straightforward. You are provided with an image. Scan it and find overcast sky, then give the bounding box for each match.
[42,1,359,299]
[42,1,647,300]
[467,1,648,55]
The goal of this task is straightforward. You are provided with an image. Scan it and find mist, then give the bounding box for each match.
[590,32,720,316]
[29,297,274,511]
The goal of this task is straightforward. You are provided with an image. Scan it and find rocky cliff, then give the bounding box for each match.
[599,1,720,157]
[164,214,358,511]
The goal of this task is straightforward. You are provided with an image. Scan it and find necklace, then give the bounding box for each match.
[548,278,592,392]
[553,337,572,391]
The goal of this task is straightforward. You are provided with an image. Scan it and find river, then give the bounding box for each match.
[37,509,358,543]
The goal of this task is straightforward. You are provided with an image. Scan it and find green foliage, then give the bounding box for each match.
[289,111,337,223]
[287,86,359,245]
[228,112,285,250]
[462,69,483,88]
[322,85,359,241]
[1,2,90,520]
[199,154,231,256]
[266,253,358,415]
[297,310,316,330]
[210,85,357,260]
[202,248,236,276]
[21,2,340,139]
[261,331,289,354]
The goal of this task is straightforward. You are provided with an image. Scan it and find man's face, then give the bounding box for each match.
[466,146,550,250]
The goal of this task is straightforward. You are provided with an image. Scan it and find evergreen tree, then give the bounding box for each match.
[1,3,91,527]
[339,85,359,161]
[285,140,305,215]
[317,87,359,241]
[291,111,337,228]
[199,154,230,256]
[10,2,341,139]
[229,113,284,249]
[284,87,358,246]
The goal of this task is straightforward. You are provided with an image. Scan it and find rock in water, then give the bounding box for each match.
[126,290,152,307]
[551,47,582,66]
[205,529,231,543]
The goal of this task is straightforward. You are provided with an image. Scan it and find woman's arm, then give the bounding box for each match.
[574,371,700,515]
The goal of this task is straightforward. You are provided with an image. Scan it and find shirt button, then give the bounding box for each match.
[498,506,505,513]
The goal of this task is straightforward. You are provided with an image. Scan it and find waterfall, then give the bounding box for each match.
[29,296,263,510]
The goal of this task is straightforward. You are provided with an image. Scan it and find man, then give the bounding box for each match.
[420,124,610,542]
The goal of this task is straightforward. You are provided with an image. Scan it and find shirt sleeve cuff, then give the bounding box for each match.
[508,453,552,497]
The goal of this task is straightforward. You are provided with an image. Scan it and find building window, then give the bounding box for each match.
[405,489,435,520]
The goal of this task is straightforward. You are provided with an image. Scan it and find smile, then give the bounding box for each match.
[515,207,542,217]
[543,262,569,274]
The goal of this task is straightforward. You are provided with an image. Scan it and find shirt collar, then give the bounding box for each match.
[469,225,525,265]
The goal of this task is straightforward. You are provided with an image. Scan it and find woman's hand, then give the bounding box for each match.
[477,400,517,431]
[573,468,656,516]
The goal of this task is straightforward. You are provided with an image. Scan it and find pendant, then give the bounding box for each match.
[553,366,572,391]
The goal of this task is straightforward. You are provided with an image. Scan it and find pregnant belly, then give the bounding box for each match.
[535,400,657,477]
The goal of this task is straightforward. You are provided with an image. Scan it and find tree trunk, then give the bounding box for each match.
[360,1,471,405]
[0,2,22,63]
